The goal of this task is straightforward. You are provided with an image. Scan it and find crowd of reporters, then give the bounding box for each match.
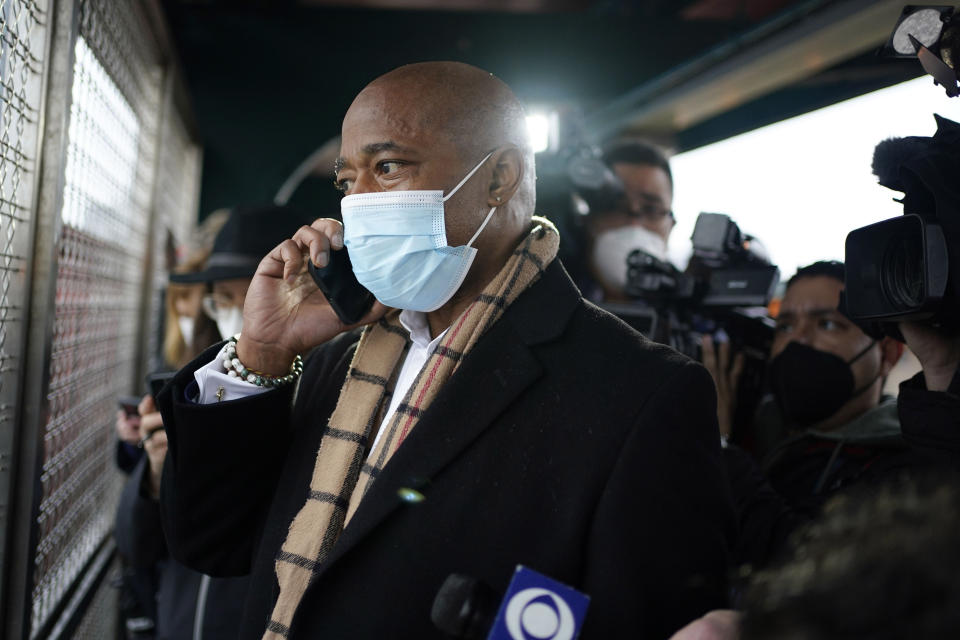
[568,130,960,638]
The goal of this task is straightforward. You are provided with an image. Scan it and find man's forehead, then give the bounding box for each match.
[344,82,436,135]
[782,276,844,313]
[340,99,440,161]
[613,163,673,199]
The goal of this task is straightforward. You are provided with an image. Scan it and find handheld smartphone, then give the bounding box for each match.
[308,247,375,325]
[118,395,142,417]
[139,425,166,448]
[146,371,176,398]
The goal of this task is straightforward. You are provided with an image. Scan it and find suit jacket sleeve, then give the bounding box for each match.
[157,334,360,578]
[157,341,299,577]
[581,361,737,639]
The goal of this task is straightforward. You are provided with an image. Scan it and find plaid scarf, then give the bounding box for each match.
[264,218,560,638]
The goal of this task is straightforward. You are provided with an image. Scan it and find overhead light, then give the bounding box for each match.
[525,112,556,153]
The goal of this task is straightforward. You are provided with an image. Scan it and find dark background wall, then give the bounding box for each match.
[162,1,919,218]
[162,2,742,216]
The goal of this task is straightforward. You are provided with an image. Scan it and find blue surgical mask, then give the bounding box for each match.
[341,153,496,312]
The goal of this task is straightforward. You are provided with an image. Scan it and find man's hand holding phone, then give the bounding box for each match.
[236,218,388,376]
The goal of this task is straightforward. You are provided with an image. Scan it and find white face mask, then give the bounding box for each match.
[177,316,195,348]
[215,306,244,341]
[591,226,669,292]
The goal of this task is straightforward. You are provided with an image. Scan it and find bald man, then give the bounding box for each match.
[158,63,735,639]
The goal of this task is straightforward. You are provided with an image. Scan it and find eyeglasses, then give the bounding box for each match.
[626,200,674,223]
[201,294,241,319]
[598,199,675,224]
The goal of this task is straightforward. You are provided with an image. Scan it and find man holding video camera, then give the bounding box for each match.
[581,139,676,302]
[860,114,960,403]
[707,260,908,565]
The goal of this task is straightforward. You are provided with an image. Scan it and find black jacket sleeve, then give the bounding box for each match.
[898,366,960,462]
[720,444,806,570]
[157,342,298,577]
[116,439,143,474]
[115,456,167,568]
[157,334,361,578]
[581,361,738,639]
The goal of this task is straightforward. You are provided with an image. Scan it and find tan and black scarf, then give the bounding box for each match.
[263,217,560,639]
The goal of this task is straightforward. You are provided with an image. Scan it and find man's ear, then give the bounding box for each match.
[487,145,524,207]
[879,337,905,376]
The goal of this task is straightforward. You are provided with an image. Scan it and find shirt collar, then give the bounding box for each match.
[398,309,448,350]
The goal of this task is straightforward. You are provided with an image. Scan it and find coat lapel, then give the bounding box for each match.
[314,260,581,576]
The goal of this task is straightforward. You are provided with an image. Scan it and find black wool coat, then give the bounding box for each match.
[157,260,736,640]
[115,457,250,640]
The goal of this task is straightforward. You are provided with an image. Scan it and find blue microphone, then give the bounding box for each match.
[432,566,589,640]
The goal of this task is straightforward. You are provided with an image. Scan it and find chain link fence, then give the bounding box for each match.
[30,0,165,625]
[0,0,51,627]
[0,0,201,637]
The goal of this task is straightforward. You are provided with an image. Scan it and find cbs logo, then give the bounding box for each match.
[503,587,576,640]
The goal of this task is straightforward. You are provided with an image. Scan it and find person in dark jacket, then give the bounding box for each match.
[115,413,249,640]
[706,261,960,568]
[157,61,736,639]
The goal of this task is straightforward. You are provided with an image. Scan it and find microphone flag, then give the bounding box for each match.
[488,565,589,640]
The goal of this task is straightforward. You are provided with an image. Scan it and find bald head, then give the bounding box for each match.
[340,62,536,216]
[337,63,539,321]
[365,62,530,163]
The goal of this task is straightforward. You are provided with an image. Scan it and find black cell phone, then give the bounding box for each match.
[118,395,141,417]
[308,247,375,325]
[146,371,176,398]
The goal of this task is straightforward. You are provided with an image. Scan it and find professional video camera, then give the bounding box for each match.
[843,7,960,335]
[603,212,779,355]
[845,114,960,332]
[625,212,779,306]
[603,213,780,438]
[844,6,960,328]
[535,112,780,437]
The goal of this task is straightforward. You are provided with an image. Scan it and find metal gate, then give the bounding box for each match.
[0,1,201,637]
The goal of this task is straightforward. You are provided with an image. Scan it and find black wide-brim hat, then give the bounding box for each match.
[171,204,317,284]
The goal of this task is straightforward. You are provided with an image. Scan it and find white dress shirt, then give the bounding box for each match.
[194,310,447,453]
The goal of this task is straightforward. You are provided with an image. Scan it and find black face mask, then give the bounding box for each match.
[769,341,878,427]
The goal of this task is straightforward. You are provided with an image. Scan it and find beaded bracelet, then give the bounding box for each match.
[222,336,303,388]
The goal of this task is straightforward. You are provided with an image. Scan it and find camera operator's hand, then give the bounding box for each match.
[898,322,960,392]
[236,218,389,376]
[702,334,745,439]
